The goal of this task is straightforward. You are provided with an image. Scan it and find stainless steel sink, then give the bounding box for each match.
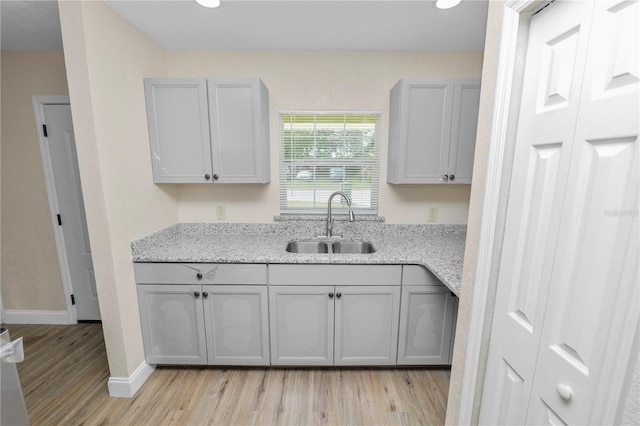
[286,240,376,254]
[285,241,329,253]
[331,241,376,254]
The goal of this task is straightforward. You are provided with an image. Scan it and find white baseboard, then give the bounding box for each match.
[4,310,72,325]
[107,361,155,398]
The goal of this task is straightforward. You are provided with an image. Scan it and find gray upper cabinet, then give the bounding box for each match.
[144,79,212,183]
[387,78,481,184]
[144,78,270,184]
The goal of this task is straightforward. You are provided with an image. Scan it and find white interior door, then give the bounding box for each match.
[480,0,639,424]
[526,1,639,424]
[43,104,100,321]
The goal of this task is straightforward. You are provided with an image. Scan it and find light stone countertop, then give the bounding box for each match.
[131,221,466,296]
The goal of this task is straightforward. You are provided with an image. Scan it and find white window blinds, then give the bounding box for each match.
[280,112,381,215]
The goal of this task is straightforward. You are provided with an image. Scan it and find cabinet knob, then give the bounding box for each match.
[336,292,342,298]
[194,291,200,298]
[196,272,203,279]
[449,174,455,181]
[202,291,208,298]
[213,174,219,180]
[443,174,449,181]
[328,292,334,298]
[556,383,573,401]
[205,174,211,180]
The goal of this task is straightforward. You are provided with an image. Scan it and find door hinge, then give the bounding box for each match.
[57,214,62,226]
[71,294,76,305]
[43,124,48,137]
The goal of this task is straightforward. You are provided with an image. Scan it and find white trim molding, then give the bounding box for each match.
[107,362,155,398]
[32,96,78,324]
[4,310,73,325]
[457,0,540,424]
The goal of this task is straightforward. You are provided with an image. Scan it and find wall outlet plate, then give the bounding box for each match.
[428,207,438,222]
[216,206,226,220]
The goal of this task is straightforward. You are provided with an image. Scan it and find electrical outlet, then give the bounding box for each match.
[428,207,438,222]
[216,206,226,220]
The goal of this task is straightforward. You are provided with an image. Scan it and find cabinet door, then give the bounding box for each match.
[334,286,400,366]
[448,79,481,184]
[269,286,334,366]
[144,78,213,183]
[397,285,456,365]
[208,79,270,183]
[203,285,269,365]
[137,285,208,364]
[388,79,454,183]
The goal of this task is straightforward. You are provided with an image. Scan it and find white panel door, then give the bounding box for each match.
[137,285,208,365]
[479,1,595,424]
[448,79,481,184]
[144,78,213,183]
[526,1,639,424]
[44,104,99,320]
[203,285,270,366]
[334,286,400,366]
[481,1,639,424]
[269,286,334,366]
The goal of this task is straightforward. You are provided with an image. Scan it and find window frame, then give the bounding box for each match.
[279,111,381,216]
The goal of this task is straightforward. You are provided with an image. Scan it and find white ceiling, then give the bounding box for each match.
[1,0,63,50]
[1,0,488,51]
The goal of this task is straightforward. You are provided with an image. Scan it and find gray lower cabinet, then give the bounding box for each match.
[397,266,458,365]
[268,264,403,367]
[269,285,401,366]
[135,263,457,367]
[135,263,270,365]
[137,284,209,365]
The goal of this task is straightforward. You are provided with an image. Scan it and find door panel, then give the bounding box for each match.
[144,78,212,183]
[449,80,481,183]
[479,1,595,423]
[482,0,639,424]
[401,80,453,182]
[334,286,400,366]
[44,104,99,320]
[526,1,639,424]
[397,285,456,365]
[203,285,270,365]
[269,286,334,365]
[137,285,208,365]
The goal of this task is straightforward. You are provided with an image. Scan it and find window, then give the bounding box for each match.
[280,112,380,215]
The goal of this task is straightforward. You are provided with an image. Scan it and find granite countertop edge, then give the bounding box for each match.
[131,222,466,296]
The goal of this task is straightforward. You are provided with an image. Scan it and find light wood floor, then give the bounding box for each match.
[7,323,450,425]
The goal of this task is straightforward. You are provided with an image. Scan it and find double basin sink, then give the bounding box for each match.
[286,240,376,254]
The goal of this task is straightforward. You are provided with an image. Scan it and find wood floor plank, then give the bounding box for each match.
[5,323,450,425]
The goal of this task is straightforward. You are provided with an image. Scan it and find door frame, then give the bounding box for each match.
[32,96,77,324]
[456,0,542,423]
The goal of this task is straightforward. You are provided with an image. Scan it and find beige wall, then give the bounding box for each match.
[1,51,69,311]
[168,51,482,224]
[59,0,178,377]
[445,1,505,424]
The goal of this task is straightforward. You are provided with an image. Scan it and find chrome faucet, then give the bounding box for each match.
[326,191,355,238]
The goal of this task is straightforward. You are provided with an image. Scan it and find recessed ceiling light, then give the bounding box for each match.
[436,0,462,9]
[196,0,221,8]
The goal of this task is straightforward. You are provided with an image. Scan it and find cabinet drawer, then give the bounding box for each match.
[269,264,401,286]
[134,263,267,285]
[402,265,443,286]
